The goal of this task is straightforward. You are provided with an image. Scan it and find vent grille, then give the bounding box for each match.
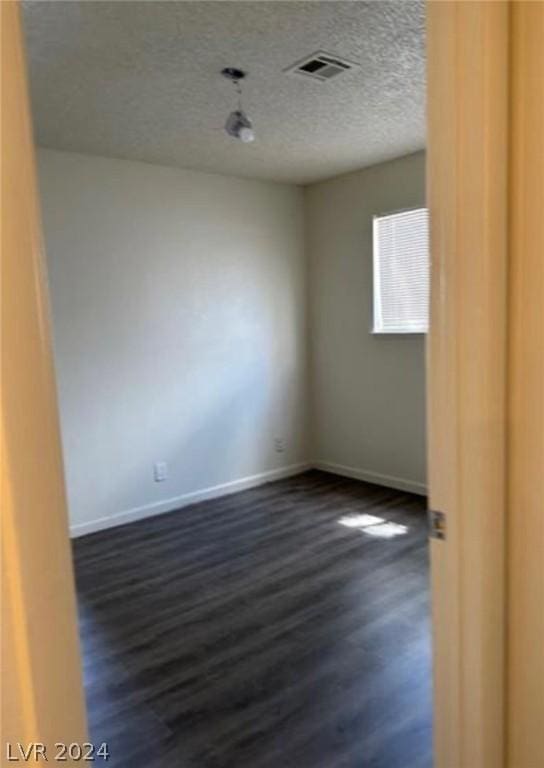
[285,51,359,82]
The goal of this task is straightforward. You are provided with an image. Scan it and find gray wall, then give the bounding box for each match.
[38,149,308,535]
[305,151,427,492]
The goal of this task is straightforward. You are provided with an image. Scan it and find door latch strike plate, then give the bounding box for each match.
[428,509,446,540]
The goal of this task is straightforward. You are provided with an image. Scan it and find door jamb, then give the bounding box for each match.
[427,2,509,767]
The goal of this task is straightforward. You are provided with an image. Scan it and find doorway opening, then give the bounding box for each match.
[21,2,431,766]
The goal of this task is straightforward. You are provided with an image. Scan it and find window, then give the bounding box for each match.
[372,207,430,334]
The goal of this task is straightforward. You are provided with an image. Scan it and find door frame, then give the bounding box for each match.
[427,2,509,767]
[1,0,88,757]
[3,1,542,766]
[507,3,544,765]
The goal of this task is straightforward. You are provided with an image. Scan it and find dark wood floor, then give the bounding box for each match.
[73,470,432,768]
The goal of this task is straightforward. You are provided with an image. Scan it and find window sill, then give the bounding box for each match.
[370,329,428,337]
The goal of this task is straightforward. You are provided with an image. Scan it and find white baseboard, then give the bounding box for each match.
[71,459,426,538]
[313,460,427,496]
[70,462,311,538]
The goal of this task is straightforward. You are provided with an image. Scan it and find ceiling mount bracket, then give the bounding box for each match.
[221,67,246,82]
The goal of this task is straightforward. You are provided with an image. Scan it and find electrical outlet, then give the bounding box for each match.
[154,461,168,482]
[274,437,285,453]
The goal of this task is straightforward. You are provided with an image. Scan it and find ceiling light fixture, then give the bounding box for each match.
[222,67,255,144]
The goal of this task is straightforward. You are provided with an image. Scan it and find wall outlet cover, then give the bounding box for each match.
[154,461,168,482]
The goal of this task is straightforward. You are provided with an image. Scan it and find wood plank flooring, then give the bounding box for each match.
[73,470,432,768]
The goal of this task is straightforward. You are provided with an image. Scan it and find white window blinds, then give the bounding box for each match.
[373,207,430,334]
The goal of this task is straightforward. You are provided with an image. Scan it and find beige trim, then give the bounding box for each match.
[1,0,87,757]
[507,3,544,766]
[427,3,509,767]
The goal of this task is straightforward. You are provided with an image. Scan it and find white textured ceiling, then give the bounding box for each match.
[22,1,426,185]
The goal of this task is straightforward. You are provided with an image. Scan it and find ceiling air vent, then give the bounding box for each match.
[285,51,359,82]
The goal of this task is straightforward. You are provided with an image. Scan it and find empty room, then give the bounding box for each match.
[18,1,431,766]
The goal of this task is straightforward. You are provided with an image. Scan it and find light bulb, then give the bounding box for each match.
[239,126,255,143]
